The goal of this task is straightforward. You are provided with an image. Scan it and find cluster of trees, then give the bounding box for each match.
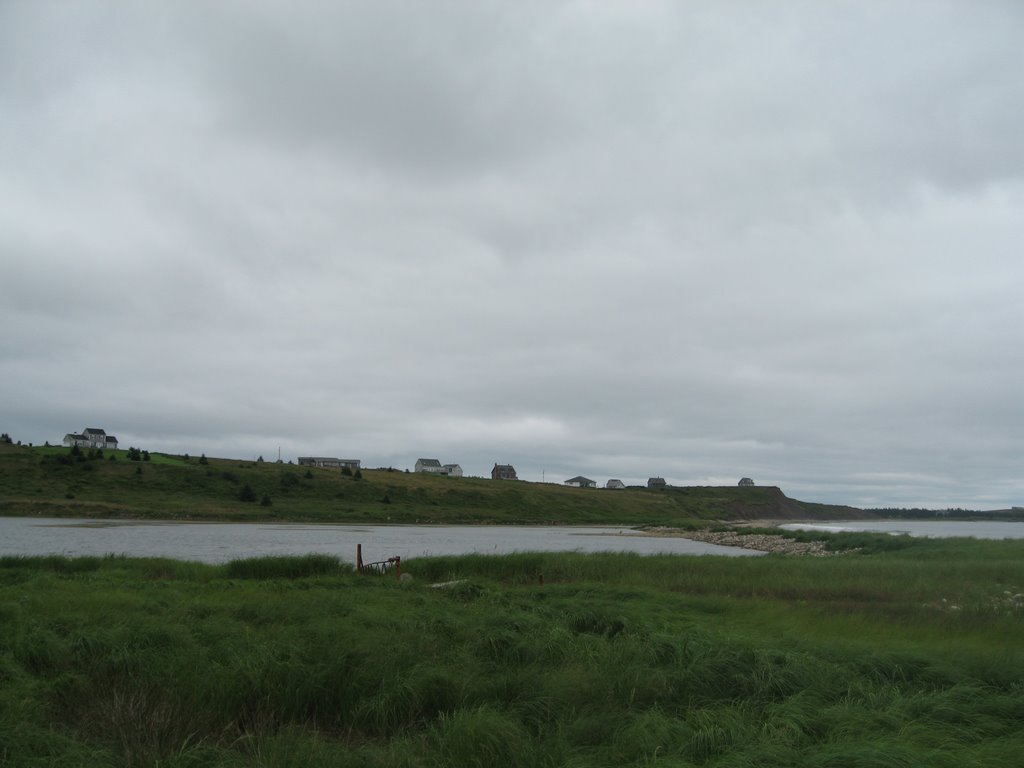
[63,445,112,463]
[238,483,272,507]
[125,447,151,462]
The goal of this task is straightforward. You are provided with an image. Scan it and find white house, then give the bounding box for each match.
[606,479,626,490]
[415,458,444,473]
[63,428,118,450]
[564,475,597,488]
[416,458,463,477]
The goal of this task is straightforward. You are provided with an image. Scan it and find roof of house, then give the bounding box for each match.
[83,428,106,436]
[443,463,461,469]
[565,476,595,484]
[417,458,442,466]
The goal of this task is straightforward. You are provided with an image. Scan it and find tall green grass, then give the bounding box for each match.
[1,544,1022,766]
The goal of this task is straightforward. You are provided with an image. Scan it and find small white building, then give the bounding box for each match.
[297,457,361,470]
[564,475,597,488]
[606,479,626,490]
[416,458,463,477]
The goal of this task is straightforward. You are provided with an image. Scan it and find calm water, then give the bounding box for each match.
[780,520,1024,539]
[0,518,763,564]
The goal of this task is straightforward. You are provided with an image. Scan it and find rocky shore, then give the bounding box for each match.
[639,527,843,556]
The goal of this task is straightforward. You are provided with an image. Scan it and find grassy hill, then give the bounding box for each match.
[0,443,863,525]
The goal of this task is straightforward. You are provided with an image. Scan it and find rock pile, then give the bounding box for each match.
[641,527,843,556]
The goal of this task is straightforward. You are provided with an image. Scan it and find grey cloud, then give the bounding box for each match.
[2,1,1023,508]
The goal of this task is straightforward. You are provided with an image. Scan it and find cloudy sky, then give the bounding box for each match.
[3,2,1022,509]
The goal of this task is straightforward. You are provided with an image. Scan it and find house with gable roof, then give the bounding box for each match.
[491,463,517,480]
[63,428,118,450]
[416,459,463,477]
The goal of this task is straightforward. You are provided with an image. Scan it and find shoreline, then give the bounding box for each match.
[637,525,845,556]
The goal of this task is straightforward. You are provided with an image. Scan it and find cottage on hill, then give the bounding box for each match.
[492,463,517,480]
[738,477,755,487]
[564,476,597,488]
[606,479,626,490]
[297,457,361,470]
[416,459,463,477]
[647,477,667,489]
[415,458,443,473]
[63,428,118,450]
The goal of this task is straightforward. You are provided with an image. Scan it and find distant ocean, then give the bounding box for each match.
[780,520,1024,539]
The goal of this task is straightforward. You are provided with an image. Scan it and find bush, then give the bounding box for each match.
[260,495,272,507]
[239,484,257,503]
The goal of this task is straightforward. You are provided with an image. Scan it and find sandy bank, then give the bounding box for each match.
[638,526,845,556]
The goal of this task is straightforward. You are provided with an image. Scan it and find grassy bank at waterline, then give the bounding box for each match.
[0,443,862,525]
[2,538,1022,767]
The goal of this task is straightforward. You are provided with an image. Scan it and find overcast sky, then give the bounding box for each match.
[3,2,1022,509]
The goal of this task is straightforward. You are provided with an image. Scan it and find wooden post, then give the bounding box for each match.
[357,543,363,574]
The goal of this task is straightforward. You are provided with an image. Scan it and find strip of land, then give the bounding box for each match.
[638,526,842,555]
[0,443,866,526]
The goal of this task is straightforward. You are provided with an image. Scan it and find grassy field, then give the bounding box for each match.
[2,538,1022,767]
[0,443,860,525]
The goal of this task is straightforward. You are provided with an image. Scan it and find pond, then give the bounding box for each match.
[0,517,764,564]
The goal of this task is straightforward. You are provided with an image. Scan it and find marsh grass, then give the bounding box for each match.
[224,554,351,580]
[1,544,1023,766]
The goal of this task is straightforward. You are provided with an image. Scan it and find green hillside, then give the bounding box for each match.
[0,443,862,525]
